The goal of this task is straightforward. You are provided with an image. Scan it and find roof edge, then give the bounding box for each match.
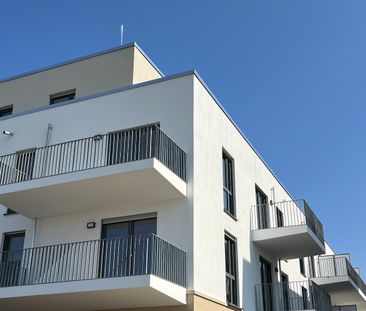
[0,42,164,84]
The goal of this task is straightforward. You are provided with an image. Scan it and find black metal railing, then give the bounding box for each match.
[0,124,186,185]
[251,199,324,244]
[255,280,332,311]
[312,255,366,297]
[332,306,357,311]
[0,233,186,288]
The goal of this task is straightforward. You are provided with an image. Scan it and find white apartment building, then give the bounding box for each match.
[0,42,364,311]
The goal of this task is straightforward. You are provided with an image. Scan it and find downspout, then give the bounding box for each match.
[31,123,53,248]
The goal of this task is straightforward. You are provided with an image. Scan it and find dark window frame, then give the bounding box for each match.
[276,207,284,227]
[299,257,306,276]
[15,148,36,182]
[301,286,309,309]
[49,89,76,105]
[225,232,239,307]
[255,185,269,229]
[222,150,236,218]
[0,105,13,118]
[259,255,273,311]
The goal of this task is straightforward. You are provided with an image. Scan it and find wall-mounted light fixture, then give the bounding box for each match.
[3,130,14,136]
[86,221,96,229]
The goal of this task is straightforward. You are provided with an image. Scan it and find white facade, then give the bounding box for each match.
[0,43,363,311]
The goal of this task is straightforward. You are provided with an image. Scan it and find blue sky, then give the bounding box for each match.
[0,1,365,272]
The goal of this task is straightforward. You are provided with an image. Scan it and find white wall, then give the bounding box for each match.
[192,75,319,310]
[0,45,161,114]
[0,74,194,286]
[0,70,335,310]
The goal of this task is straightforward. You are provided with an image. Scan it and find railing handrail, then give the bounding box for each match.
[0,232,185,255]
[0,124,187,184]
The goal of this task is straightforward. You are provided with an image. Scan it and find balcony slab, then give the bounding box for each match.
[0,274,186,311]
[312,277,366,311]
[252,225,325,259]
[0,158,186,218]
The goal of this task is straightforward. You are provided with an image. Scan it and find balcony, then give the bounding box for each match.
[255,280,332,311]
[332,306,357,311]
[0,233,186,311]
[0,124,187,218]
[311,255,366,310]
[250,200,325,259]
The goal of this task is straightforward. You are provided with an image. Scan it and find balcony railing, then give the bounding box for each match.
[312,255,366,297]
[255,280,332,311]
[332,306,357,311]
[0,233,186,288]
[251,199,324,244]
[0,124,186,186]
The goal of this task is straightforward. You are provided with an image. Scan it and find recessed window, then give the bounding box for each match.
[225,233,238,306]
[299,257,306,276]
[223,151,235,217]
[256,186,269,229]
[49,89,75,105]
[0,106,13,118]
[302,286,308,309]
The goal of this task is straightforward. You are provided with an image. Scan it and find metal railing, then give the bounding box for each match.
[0,124,187,185]
[332,306,357,311]
[312,255,366,297]
[0,233,186,288]
[250,199,324,244]
[255,280,332,311]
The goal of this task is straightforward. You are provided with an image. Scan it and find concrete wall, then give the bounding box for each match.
[0,74,194,289]
[0,71,332,310]
[0,45,162,114]
[192,75,313,310]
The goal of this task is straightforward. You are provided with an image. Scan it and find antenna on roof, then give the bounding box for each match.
[120,24,124,46]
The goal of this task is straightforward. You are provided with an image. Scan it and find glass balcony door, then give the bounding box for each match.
[100,217,157,278]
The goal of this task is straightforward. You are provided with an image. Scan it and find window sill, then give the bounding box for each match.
[224,210,238,221]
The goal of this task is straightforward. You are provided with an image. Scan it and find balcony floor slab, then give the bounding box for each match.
[252,225,325,259]
[0,158,186,218]
[0,275,186,311]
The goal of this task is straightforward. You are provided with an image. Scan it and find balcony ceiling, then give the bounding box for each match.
[251,225,325,260]
[312,276,366,311]
[0,275,186,311]
[0,158,186,218]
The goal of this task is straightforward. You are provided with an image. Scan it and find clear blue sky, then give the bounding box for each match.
[1,1,365,272]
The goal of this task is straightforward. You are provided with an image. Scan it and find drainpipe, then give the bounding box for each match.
[31,218,38,248]
[31,124,52,248]
[278,259,282,282]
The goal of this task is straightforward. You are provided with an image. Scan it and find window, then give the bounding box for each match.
[0,106,13,118]
[276,207,284,227]
[1,231,25,287]
[256,186,269,229]
[299,257,306,276]
[49,89,75,105]
[100,215,157,278]
[309,256,315,278]
[223,151,235,217]
[15,149,36,182]
[260,256,273,311]
[281,273,290,311]
[301,286,308,309]
[225,233,238,306]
